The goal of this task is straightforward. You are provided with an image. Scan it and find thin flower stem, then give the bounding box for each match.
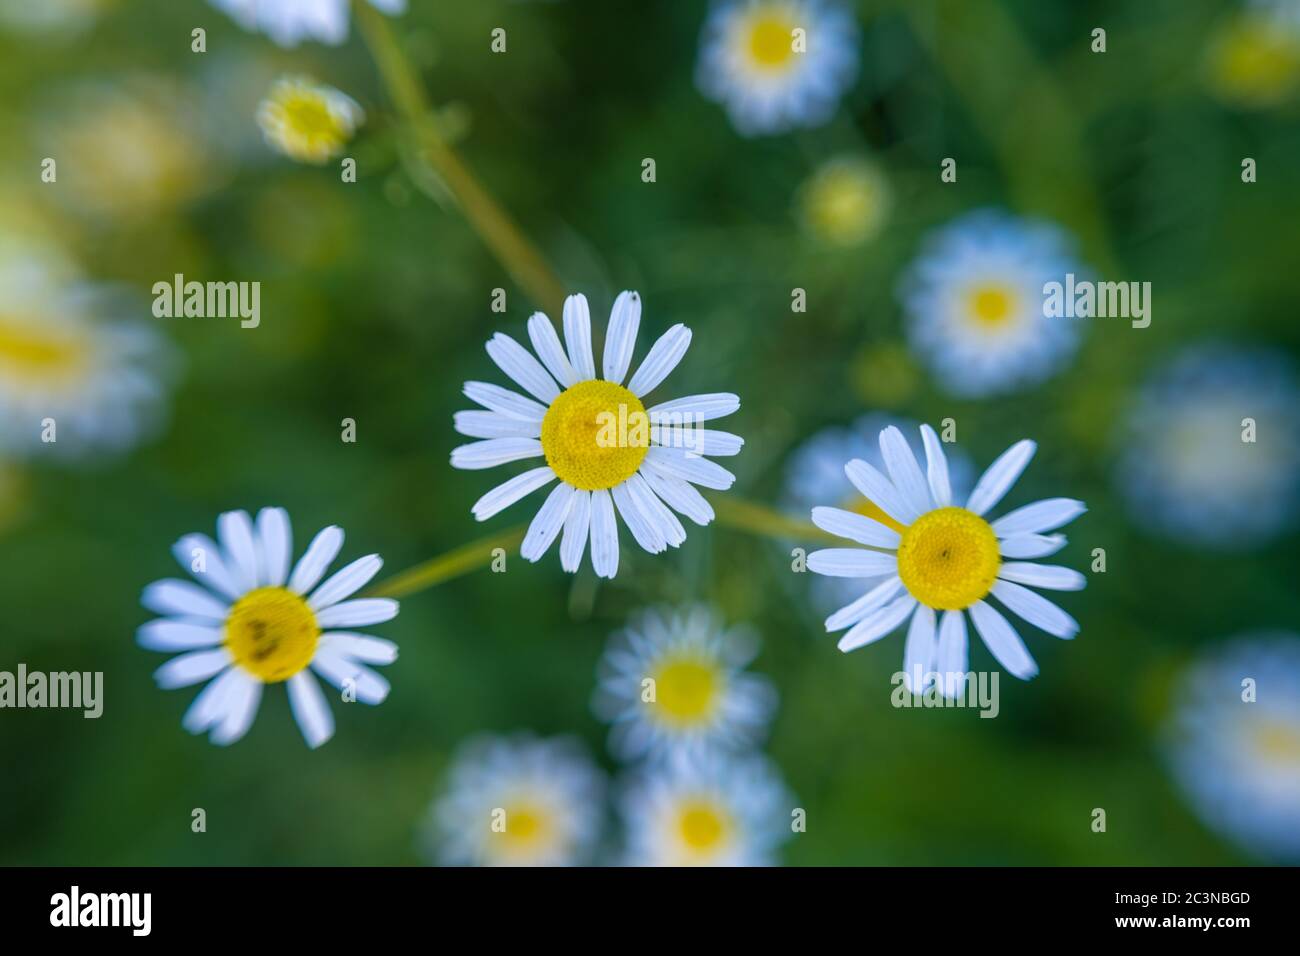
[368,525,526,598]
[712,496,838,544]
[352,0,568,318]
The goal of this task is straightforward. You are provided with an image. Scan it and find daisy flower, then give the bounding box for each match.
[618,753,795,866]
[807,424,1086,696]
[1165,633,1300,862]
[593,605,777,764]
[796,155,890,247]
[209,0,405,47]
[0,243,172,460]
[1115,344,1300,549]
[138,508,399,748]
[696,0,859,136]
[1204,1,1300,108]
[257,75,363,164]
[451,291,743,579]
[426,734,605,867]
[899,210,1085,397]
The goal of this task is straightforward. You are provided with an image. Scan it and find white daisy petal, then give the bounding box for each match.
[966,439,1036,516]
[648,393,740,422]
[825,577,902,631]
[154,648,232,689]
[217,509,261,591]
[486,332,561,403]
[318,632,399,664]
[142,579,230,622]
[991,579,1079,639]
[844,458,920,525]
[210,676,262,746]
[450,437,544,470]
[287,671,334,749]
[453,410,541,440]
[562,293,596,380]
[991,498,1087,537]
[879,425,933,516]
[920,423,953,507]
[471,467,556,521]
[838,594,917,652]
[137,620,223,652]
[288,525,345,595]
[560,489,592,572]
[998,533,1067,559]
[308,553,383,610]
[626,473,686,548]
[315,598,400,628]
[903,604,939,692]
[639,463,715,526]
[311,650,390,704]
[651,425,744,457]
[602,290,641,385]
[256,507,292,587]
[810,506,902,548]
[611,480,666,554]
[628,323,691,397]
[464,381,547,421]
[936,610,969,699]
[997,562,1086,591]
[527,312,579,388]
[521,482,576,561]
[589,488,619,578]
[808,548,899,578]
[969,600,1038,680]
[644,445,735,490]
[172,533,242,601]
[182,667,244,735]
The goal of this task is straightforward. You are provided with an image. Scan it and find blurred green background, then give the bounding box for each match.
[1,0,1297,865]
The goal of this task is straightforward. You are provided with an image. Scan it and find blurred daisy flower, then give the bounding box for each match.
[618,753,795,866]
[426,734,605,867]
[0,242,172,460]
[257,75,363,164]
[593,605,777,764]
[1204,0,1300,108]
[784,414,973,614]
[138,508,399,748]
[452,292,743,579]
[696,0,858,136]
[1165,634,1300,862]
[38,77,218,222]
[796,155,890,247]
[899,210,1085,397]
[210,0,405,47]
[1115,344,1300,549]
[808,424,1086,696]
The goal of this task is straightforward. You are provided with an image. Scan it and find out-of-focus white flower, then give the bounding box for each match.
[257,76,364,164]
[1204,1,1300,108]
[796,155,890,246]
[210,0,405,47]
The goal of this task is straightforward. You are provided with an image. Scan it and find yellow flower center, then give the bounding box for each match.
[803,163,885,245]
[540,379,649,490]
[747,14,798,68]
[496,802,551,851]
[967,284,1019,328]
[1207,15,1300,106]
[224,586,319,683]
[1252,720,1300,764]
[896,507,1001,611]
[0,317,88,383]
[678,800,729,851]
[653,657,722,725]
[261,83,356,163]
[845,494,908,535]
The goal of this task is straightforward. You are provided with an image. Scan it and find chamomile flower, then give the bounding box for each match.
[807,424,1086,697]
[796,155,890,247]
[0,244,172,460]
[452,292,743,579]
[618,753,795,866]
[1115,345,1300,549]
[696,0,859,136]
[899,210,1085,397]
[256,76,363,165]
[1165,634,1300,862]
[210,0,405,47]
[138,508,399,748]
[1204,1,1300,108]
[427,734,605,867]
[593,605,777,764]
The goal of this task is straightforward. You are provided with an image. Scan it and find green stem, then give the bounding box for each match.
[352,1,568,318]
[368,525,526,598]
